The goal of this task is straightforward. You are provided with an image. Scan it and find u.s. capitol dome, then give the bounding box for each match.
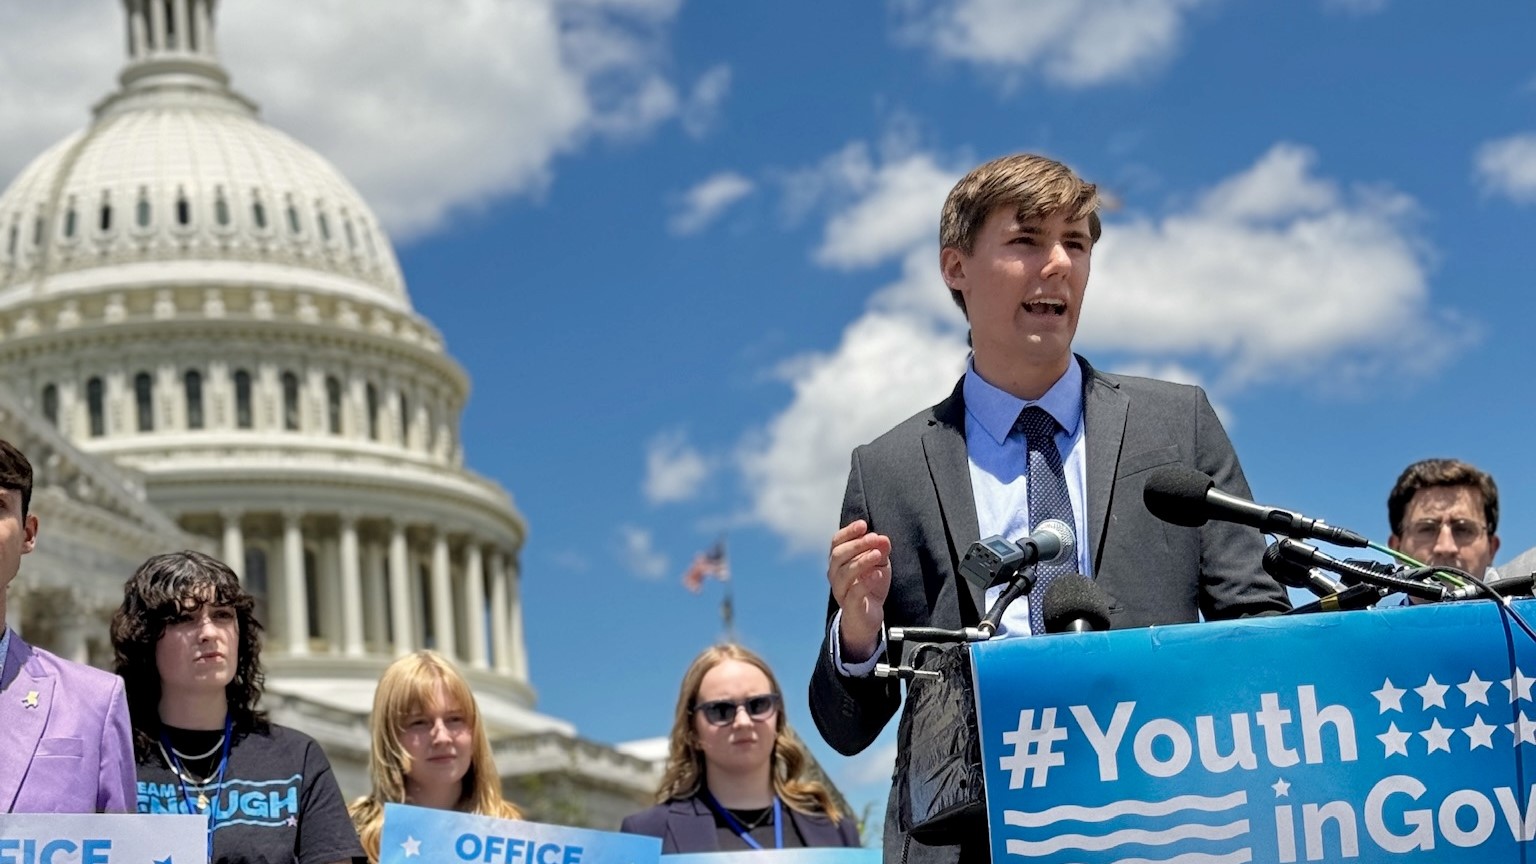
[0,0,658,826]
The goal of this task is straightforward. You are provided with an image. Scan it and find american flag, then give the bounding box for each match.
[682,541,729,593]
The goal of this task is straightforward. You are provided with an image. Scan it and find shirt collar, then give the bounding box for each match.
[964,355,1084,445]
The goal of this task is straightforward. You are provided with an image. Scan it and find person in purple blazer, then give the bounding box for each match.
[0,438,136,813]
[620,644,861,853]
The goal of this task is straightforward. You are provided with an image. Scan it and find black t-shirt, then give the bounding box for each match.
[136,723,365,864]
[712,805,807,851]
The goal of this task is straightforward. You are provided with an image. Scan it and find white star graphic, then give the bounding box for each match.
[1378,722,1411,757]
[1464,715,1498,750]
[1415,676,1449,710]
[1272,778,1291,798]
[1372,679,1407,714]
[1420,718,1454,754]
[401,836,421,858]
[1503,670,1536,704]
[1507,711,1536,746]
[1460,672,1493,707]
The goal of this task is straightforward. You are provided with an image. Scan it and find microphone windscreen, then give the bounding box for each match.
[1041,574,1112,633]
[1143,466,1216,528]
[1262,542,1314,590]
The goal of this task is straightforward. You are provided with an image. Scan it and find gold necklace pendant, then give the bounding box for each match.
[197,792,210,810]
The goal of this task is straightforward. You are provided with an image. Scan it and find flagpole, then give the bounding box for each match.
[719,534,735,642]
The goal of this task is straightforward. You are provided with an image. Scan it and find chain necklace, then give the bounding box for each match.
[730,806,775,831]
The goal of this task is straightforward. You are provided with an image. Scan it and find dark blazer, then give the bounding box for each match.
[620,795,860,853]
[808,357,1290,864]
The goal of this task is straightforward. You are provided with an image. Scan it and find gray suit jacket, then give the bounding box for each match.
[808,356,1290,864]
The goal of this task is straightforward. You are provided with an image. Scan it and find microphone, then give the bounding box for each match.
[1273,539,1447,602]
[1446,571,1536,602]
[1262,542,1345,597]
[1041,573,1112,634]
[961,519,1076,590]
[973,521,1077,637]
[1143,466,1369,548]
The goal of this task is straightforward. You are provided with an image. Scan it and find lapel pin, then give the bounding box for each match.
[23,690,40,709]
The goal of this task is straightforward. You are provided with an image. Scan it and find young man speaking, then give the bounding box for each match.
[808,153,1290,864]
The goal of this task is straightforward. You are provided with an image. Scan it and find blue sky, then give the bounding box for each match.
[3,0,1536,836]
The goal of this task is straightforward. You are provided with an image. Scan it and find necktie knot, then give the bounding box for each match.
[1015,406,1060,447]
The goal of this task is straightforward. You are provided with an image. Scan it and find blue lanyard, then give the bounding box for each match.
[701,790,782,851]
[162,716,233,864]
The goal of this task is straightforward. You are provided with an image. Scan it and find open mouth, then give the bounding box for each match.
[1022,299,1067,316]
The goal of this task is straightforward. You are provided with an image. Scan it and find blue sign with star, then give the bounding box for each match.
[379,802,662,864]
[971,600,1536,863]
[0,813,206,864]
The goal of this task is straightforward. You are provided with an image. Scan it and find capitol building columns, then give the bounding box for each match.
[170,507,529,674]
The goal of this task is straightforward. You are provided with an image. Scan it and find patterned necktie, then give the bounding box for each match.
[1015,406,1077,635]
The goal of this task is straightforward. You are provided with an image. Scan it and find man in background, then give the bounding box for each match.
[1385,458,1501,584]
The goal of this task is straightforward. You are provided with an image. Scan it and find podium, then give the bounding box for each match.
[971,601,1536,863]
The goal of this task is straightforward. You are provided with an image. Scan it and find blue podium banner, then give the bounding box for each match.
[972,601,1536,863]
[379,803,661,864]
[0,814,206,864]
[663,851,878,864]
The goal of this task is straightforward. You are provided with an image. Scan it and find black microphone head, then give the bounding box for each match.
[1143,466,1216,528]
[1262,542,1315,590]
[1042,574,1112,633]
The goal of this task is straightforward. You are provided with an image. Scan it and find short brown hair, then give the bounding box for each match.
[1388,458,1499,536]
[939,152,1103,314]
[0,438,33,516]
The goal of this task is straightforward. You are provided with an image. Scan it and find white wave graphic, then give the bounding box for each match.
[1050,852,1252,864]
[1004,792,1248,828]
[1005,820,1250,856]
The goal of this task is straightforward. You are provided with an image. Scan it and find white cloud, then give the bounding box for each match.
[680,65,733,139]
[1475,133,1536,204]
[893,0,1221,87]
[740,140,1460,552]
[618,525,670,579]
[669,172,755,235]
[843,740,899,787]
[741,313,967,553]
[1082,143,1462,388]
[814,154,956,270]
[0,0,692,241]
[644,430,712,504]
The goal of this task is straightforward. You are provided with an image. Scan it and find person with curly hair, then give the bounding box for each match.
[349,651,521,862]
[111,550,364,864]
[621,644,859,852]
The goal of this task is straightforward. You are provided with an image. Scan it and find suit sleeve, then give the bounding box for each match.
[98,675,137,813]
[808,449,902,756]
[1191,387,1291,619]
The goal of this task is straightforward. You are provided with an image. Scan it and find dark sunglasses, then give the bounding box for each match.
[693,694,780,726]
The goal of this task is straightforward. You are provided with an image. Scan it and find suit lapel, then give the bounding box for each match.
[668,797,719,853]
[922,381,982,623]
[1080,358,1128,573]
[0,636,55,811]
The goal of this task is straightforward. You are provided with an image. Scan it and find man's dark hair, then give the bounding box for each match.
[111,550,268,760]
[0,438,33,516]
[1387,458,1499,536]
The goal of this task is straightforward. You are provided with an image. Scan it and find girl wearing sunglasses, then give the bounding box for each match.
[349,651,522,863]
[620,644,860,852]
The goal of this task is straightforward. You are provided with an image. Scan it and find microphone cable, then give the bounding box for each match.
[1370,545,1536,645]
